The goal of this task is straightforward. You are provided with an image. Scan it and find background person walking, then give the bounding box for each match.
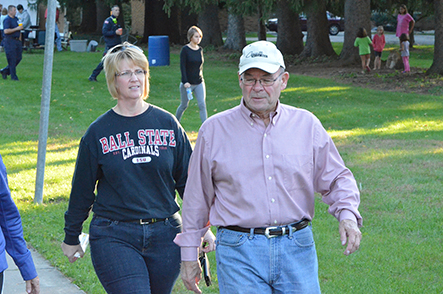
[88,5,122,82]
[354,27,372,73]
[175,26,207,123]
[0,5,22,81]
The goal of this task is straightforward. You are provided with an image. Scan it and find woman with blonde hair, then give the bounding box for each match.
[175,25,207,123]
[61,42,212,293]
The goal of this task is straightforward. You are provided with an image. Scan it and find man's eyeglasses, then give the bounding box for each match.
[110,44,143,54]
[115,69,147,79]
[241,71,284,87]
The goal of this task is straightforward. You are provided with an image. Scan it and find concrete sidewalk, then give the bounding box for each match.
[5,248,86,294]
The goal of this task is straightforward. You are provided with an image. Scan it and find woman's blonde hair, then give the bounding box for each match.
[187,26,203,42]
[103,42,149,100]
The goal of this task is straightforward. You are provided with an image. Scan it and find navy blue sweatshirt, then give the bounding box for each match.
[64,105,192,245]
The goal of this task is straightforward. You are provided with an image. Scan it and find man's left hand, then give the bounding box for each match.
[339,219,361,256]
[25,276,40,294]
[200,229,216,253]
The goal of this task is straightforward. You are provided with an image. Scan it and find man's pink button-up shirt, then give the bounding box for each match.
[174,99,362,261]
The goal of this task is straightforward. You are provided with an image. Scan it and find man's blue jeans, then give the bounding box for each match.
[216,225,321,294]
[89,213,182,294]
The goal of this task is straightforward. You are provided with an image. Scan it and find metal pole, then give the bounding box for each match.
[34,0,56,204]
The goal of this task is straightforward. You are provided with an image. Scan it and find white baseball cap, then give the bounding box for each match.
[239,41,285,74]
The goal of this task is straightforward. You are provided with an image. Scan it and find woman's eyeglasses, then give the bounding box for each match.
[115,69,147,79]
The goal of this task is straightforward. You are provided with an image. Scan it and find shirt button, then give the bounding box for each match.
[268,176,272,180]
[274,220,278,224]
[251,122,254,126]
[264,133,267,137]
[271,198,275,203]
[266,155,270,159]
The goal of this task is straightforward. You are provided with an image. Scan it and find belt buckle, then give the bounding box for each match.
[264,226,283,238]
[139,218,155,225]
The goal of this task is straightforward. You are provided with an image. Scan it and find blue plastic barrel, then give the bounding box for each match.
[148,36,170,66]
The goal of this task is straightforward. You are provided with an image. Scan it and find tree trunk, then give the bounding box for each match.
[224,8,246,51]
[339,0,371,65]
[300,0,336,58]
[427,0,443,75]
[276,0,304,55]
[198,4,224,47]
[96,0,109,34]
[177,6,198,45]
[258,6,267,41]
[78,0,97,33]
[142,0,181,44]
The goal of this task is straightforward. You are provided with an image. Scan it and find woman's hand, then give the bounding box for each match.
[61,242,84,263]
[184,82,191,88]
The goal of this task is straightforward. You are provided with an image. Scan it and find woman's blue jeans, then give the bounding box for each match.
[89,213,182,294]
[216,225,321,294]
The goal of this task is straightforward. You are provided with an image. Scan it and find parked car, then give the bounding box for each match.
[266,12,345,36]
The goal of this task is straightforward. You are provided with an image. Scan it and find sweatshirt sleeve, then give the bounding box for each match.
[180,47,189,84]
[0,156,38,281]
[63,138,98,245]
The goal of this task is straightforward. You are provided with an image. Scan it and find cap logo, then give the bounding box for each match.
[246,51,268,59]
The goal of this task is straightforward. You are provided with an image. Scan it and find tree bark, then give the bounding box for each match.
[427,0,443,75]
[339,0,371,65]
[224,8,246,51]
[142,0,181,44]
[276,0,304,55]
[300,0,336,58]
[78,0,97,33]
[258,5,267,41]
[198,4,224,47]
[95,0,109,34]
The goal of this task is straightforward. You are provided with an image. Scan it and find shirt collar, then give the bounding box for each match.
[239,97,281,126]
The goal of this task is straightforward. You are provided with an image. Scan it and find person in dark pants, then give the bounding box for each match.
[62,42,214,293]
[88,5,122,82]
[1,5,22,81]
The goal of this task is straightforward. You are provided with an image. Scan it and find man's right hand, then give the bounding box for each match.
[61,242,84,263]
[181,260,203,294]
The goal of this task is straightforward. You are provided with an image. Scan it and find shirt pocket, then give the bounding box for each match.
[281,154,312,193]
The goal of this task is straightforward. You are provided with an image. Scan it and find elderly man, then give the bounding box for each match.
[174,41,363,294]
[1,5,22,81]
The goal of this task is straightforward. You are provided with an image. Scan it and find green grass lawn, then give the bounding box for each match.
[0,43,442,293]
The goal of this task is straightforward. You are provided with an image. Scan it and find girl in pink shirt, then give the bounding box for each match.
[396,4,415,43]
[372,26,386,70]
